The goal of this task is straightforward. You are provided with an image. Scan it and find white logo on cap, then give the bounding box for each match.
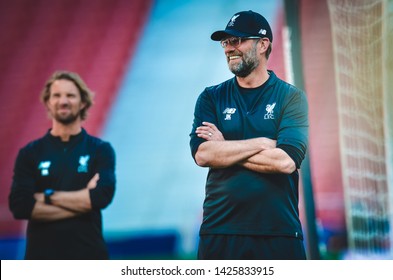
[228,15,240,27]
[259,29,267,35]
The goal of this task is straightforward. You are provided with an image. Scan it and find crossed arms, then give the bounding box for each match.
[31,173,99,221]
[9,142,116,222]
[194,122,296,174]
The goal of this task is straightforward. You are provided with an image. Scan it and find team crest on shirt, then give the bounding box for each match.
[77,155,90,173]
[38,161,51,176]
[223,108,236,120]
[264,103,276,119]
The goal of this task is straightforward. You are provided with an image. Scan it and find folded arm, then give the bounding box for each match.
[239,148,296,174]
[195,139,275,168]
[195,122,277,169]
[30,202,79,221]
[195,122,294,173]
[10,142,115,222]
[31,173,99,221]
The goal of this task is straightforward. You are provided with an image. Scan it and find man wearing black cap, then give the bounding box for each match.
[190,10,309,259]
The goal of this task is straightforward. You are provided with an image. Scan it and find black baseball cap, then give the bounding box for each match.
[211,10,273,42]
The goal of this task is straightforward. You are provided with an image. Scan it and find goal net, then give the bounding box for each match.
[327,0,393,258]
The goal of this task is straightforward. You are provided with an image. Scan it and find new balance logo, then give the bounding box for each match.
[223,108,236,120]
[38,161,51,176]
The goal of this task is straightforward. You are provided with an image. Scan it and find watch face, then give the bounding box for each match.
[45,189,54,196]
[44,189,54,204]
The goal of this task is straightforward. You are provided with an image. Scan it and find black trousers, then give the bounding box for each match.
[198,234,307,260]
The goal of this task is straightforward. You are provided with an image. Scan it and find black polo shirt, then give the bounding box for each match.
[9,128,116,259]
[190,71,308,238]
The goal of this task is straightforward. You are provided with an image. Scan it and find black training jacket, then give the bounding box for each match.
[9,128,116,259]
[190,71,308,238]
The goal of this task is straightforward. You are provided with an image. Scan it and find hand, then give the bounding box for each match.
[34,192,44,203]
[260,137,277,150]
[196,122,225,141]
[87,173,99,189]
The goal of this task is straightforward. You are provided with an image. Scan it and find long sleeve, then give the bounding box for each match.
[89,141,116,209]
[276,87,309,168]
[9,147,37,219]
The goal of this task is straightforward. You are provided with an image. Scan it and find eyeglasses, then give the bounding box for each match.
[220,36,261,48]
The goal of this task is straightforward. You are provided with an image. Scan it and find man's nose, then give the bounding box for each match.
[59,95,69,104]
[224,44,236,53]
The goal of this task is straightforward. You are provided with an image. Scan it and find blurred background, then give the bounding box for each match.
[0,0,392,260]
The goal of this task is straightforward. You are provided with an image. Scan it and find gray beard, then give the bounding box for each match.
[228,43,259,77]
[229,59,259,77]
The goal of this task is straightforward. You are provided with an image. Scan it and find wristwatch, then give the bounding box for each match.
[44,189,55,204]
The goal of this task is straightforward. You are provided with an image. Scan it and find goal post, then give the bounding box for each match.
[382,0,393,257]
[327,0,393,258]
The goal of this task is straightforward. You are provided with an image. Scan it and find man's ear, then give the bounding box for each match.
[259,38,269,54]
[44,100,50,111]
[80,102,87,110]
[44,100,53,119]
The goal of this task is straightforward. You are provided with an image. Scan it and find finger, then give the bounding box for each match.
[196,126,208,131]
[197,133,211,140]
[87,173,99,189]
[196,127,210,134]
[202,122,217,129]
[90,174,99,183]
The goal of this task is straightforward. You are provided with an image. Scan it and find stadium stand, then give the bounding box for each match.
[0,0,152,259]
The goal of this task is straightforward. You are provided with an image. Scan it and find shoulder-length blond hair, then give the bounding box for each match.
[40,71,94,120]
